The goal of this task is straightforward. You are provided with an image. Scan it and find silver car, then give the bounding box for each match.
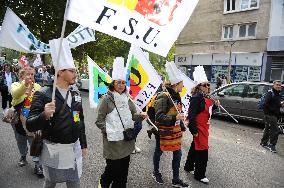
[211,82,284,123]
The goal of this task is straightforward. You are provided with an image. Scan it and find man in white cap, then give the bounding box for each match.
[26,38,87,188]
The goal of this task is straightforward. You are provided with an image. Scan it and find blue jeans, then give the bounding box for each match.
[153,135,182,181]
[11,124,39,162]
[134,121,143,139]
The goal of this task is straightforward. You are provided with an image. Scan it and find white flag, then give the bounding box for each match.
[0,8,49,54]
[179,73,195,114]
[126,45,162,109]
[66,0,199,57]
[66,25,96,49]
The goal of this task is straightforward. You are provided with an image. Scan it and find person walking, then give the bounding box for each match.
[184,66,220,184]
[260,80,284,153]
[0,63,18,111]
[96,57,147,188]
[26,38,87,188]
[152,62,188,188]
[216,74,222,89]
[10,66,43,177]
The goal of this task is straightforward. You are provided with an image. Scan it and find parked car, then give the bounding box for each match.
[210,82,284,123]
[77,74,89,90]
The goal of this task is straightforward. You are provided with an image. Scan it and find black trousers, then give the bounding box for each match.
[261,115,279,146]
[184,141,208,180]
[1,92,12,109]
[100,155,130,188]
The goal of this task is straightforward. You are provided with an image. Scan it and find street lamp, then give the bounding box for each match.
[228,41,236,84]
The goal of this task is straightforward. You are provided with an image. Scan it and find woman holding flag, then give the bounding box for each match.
[96,57,147,188]
[152,62,188,187]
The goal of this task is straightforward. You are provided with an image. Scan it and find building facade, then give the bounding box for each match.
[175,0,284,83]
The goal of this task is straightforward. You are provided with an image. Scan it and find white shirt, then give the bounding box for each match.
[5,72,12,93]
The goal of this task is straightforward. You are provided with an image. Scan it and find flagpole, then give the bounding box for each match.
[128,95,159,131]
[52,0,70,101]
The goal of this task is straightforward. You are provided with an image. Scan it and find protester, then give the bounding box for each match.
[26,39,87,188]
[10,66,43,177]
[152,62,188,187]
[222,75,227,86]
[216,74,222,89]
[260,80,284,153]
[0,63,18,111]
[184,66,220,184]
[96,57,147,188]
[42,66,50,86]
[35,67,43,86]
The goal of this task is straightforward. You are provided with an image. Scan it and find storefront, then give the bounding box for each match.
[175,52,264,83]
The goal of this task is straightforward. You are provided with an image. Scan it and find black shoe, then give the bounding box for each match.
[34,164,44,178]
[184,167,194,175]
[269,145,277,153]
[152,172,164,185]
[172,179,189,187]
[18,156,27,167]
[260,142,269,149]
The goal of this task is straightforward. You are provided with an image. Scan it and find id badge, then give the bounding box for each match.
[74,96,82,102]
[73,111,80,123]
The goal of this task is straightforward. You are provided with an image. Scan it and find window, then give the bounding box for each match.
[224,0,259,12]
[226,0,236,11]
[223,25,234,39]
[246,85,269,99]
[238,23,256,38]
[222,84,245,97]
[240,0,259,10]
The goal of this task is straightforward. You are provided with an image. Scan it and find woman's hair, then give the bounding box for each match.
[191,84,202,95]
[18,66,34,79]
[108,80,127,93]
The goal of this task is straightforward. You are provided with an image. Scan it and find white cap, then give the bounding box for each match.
[112,57,126,81]
[49,38,75,70]
[193,66,208,85]
[165,61,183,85]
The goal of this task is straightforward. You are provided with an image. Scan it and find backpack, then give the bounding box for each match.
[257,90,274,110]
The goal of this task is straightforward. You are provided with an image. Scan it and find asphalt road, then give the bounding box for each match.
[0,91,283,188]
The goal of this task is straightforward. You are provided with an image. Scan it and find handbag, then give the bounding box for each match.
[111,97,135,141]
[30,131,43,157]
[2,107,19,124]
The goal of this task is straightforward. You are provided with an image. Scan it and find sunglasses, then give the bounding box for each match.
[200,83,210,87]
[115,81,126,85]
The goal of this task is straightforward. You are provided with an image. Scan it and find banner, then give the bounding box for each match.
[0,8,50,54]
[126,45,161,109]
[87,56,112,108]
[179,73,195,114]
[66,0,199,57]
[0,8,95,54]
[66,25,96,49]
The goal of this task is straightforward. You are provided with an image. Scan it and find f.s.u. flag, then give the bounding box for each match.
[179,73,195,114]
[87,56,112,108]
[66,0,199,57]
[126,45,162,109]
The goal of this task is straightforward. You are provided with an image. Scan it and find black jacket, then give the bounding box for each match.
[187,93,217,135]
[26,86,87,149]
[264,88,281,117]
[0,71,18,94]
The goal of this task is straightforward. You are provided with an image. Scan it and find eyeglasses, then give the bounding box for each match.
[115,81,126,85]
[200,83,210,87]
[63,69,76,74]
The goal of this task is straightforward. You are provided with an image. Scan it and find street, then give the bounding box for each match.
[0,91,284,188]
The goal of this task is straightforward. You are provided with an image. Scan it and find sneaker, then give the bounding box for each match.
[152,172,164,185]
[172,179,189,187]
[260,143,269,149]
[135,146,141,153]
[269,145,277,153]
[200,177,209,184]
[184,167,194,175]
[34,164,44,178]
[18,156,27,167]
